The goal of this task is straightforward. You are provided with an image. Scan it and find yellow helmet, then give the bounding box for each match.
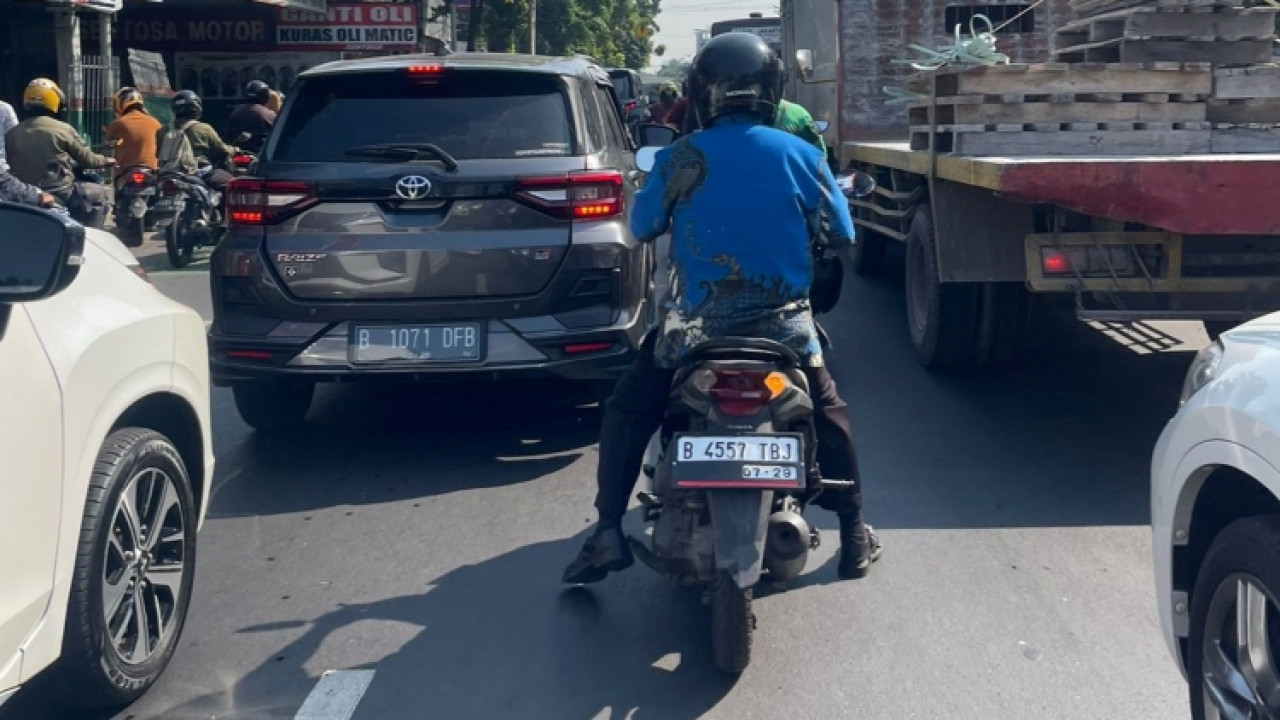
[23,78,66,115]
[114,87,144,116]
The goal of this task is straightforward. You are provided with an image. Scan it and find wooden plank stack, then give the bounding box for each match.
[904,1,1280,155]
[1055,0,1276,65]
[907,62,1215,155]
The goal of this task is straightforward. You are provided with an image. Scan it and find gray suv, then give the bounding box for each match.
[210,54,654,431]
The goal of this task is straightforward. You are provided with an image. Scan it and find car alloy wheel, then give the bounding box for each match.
[102,466,189,665]
[1200,572,1280,720]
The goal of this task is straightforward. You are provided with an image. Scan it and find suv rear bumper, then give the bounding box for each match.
[209,313,648,387]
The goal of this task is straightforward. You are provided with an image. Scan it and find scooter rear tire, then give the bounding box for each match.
[165,215,194,269]
[711,570,754,674]
[116,216,145,248]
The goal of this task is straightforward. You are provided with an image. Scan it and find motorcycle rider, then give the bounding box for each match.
[159,90,235,192]
[563,32,882,585]
[227,80,276,155]
[5,78,114,227]
[106,87,161,189]
[647,83,678,125]
[0,168,56,208]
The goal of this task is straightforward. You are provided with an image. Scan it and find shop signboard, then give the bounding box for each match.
[175,51,339,100]
[117,8,277,53]
[276,3,419,52]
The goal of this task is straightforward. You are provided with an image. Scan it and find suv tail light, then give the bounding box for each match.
[514,171,624,220]
[694,369,789,417]
[227,178,316,225]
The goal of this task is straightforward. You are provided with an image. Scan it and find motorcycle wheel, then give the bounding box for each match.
[116,216,145,248]
[710,570,754,674]
[165,213,194,269]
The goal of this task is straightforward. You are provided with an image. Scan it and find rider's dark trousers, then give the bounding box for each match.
[594,333,864,529]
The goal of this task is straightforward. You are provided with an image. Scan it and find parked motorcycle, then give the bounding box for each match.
[630,161,876,674]
[153,165,223,269]
[113,165,158,248]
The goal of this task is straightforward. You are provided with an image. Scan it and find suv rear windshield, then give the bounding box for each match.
[272,70,577,162]
[609,73,634,99]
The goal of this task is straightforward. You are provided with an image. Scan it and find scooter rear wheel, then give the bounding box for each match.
[115,216,145,248]
[165,216,194,269]
[710,570,754,674]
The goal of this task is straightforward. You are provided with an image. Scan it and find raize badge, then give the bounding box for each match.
[276,253,328,263]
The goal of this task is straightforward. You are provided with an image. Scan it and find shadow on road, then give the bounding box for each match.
[207,381,604,520]
[118,524,735,720]
[833,245,1197,531]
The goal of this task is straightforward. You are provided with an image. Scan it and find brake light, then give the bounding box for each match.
[233,153,253,168]
[563,342,614,355]
[707,370,789,417]
[1042,248,1070,275]
[225,349,273,362]
[515,171,624,220]
[129,171,148,185]
[406,64,445,75]
[624,100,637,112]
[226,178,316,226]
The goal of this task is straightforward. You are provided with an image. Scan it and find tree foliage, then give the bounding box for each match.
[471,0,661,68]
[655,57,690,78]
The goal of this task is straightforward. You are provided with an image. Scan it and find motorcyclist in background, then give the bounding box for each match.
[0,168,56,208]
[5,78,114,227]
[106,87,162,190]
[563,32,882,586]
[227,80,276,155]
[647,83,678,126]
[160,90,236,192]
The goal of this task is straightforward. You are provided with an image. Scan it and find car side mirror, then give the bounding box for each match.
[795,49,815,81]
[636,146,660,174]
[637,123,678,148]
[0,202,85,304]
[836,171,876,199]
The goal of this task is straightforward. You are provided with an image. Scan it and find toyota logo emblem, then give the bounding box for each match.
[395,175,432,200]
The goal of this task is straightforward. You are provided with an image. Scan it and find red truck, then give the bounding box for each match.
[783,2,1280,369]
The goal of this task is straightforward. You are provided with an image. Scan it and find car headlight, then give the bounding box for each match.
[1180,341,1223,405]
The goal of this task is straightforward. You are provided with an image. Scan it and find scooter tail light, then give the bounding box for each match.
[703,369,775,417]
[129,171,148,185]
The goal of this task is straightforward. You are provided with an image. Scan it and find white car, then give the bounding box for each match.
[0,203,212,711]
[1153,314,1280,720]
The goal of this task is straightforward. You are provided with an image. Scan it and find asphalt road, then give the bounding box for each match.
[3,241,1196,719]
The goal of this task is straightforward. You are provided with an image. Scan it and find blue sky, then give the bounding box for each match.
[648,0,777,69]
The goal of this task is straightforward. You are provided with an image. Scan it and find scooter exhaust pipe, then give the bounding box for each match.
[763,509,810,582]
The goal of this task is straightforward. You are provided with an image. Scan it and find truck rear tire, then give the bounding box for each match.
[974,282,1029,368]
[905,206,980,369]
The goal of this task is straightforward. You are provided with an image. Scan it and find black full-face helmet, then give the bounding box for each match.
[245,79,271,104]
[172,89,203,120]
[688,32,782,128]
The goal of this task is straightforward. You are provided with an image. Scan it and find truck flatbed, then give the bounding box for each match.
[844,141,1280,236]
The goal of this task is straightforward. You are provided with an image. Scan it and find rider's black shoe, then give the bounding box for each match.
[562,525,634,585]
[838,515,883,580]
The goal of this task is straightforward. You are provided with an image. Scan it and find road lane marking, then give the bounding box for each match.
[294,669,376,720]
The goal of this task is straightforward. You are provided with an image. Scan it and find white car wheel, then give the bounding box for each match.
[1189,515,1280,720]
[52,428,197,709]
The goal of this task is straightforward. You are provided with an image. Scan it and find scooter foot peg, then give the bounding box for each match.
[809,527,821,550]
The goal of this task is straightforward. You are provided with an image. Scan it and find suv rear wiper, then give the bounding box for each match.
[343,143,460,172]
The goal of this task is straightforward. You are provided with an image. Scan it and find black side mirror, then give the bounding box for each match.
[0,203,85,304]
[836,171,877,199]
[637,123,679,148]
